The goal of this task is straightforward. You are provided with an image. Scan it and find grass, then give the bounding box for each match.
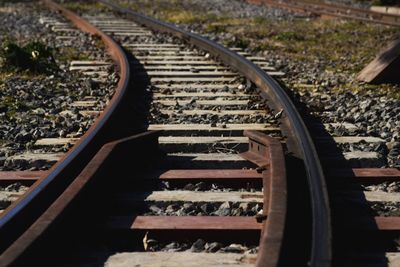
[226,36,250,49]
[216,17,400,78]
[0,95,26,110]
[113,0,400,98]
[334,82,400,99]
[0,95,31,121]
[63,1,110,13]
[0,72,12,85]
[273,31,305,41]
[92,34,105,50]
[119,0,219,24]
[0,40,58,74]
[371,0,400,6]
[115,0,400,69]
[57,47,91,62]
[204,23,227,33]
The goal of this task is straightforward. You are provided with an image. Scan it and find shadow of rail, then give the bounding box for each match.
[4,131,162,266]
[276,80,386,267]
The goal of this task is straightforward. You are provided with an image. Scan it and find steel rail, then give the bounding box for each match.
[0,0,130,257]
[0,131,160,266]
[0,130,285,267]
[257,135,286,267]
[98,1,331,266]
[241,130,287,267]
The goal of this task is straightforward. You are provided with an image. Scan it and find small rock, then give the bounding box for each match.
[239,202,250,211]
[221,244,247,253]
[182,202,195,213]
[219,201,231,209]
[387,182,400,193]
[200,203,214,213]
[166,204,179,213]
[387,142,400,151]
[205,242,222,252]
[194,182,207,191]
[164,242,181,252]
[184,183,195,190]
[149,205,162,214]
[191,239,206,252]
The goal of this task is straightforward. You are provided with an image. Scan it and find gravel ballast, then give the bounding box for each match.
[0,2,117,171]
[0,1,118,210]
[115,0,400,168]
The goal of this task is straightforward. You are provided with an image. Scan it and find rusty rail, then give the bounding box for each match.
[99,1,331,266]
[248,0,400,26]
[0,0,130,257]
[241,131,287,267]
[0,1,331,266]
[0,129,282,267]
[0,131,160,266]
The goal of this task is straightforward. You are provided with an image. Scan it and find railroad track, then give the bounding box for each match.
[0,4,120,209]
[326,168,400,266]
[305,111,400,264]
[241,1,400,264]
[247,0,400,26]
[0,1,333,266]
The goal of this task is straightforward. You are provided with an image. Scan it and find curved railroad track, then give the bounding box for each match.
[0,1,330,266]
[0,0,131,261]
[248,0,400,26]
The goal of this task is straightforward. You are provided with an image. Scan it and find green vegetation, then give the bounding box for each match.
[63,1,110,12]
[114,0,400,98]
[132,7,218,24]
[204,23,227,33]
[57,46,90,62]
[219,17,399,75]
[226,36,250,49]
[116,0,400,70]
[0,95,29,115]
[119,0,219,24]
[371,0,400,6]
[92,34,105,50]
[273,31,305,42]
[0,40,57,73]
[334,82,400,99]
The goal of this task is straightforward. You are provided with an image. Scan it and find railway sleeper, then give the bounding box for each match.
[103,252,257,267]
[93,131,282,259]
[0,129,286,266]
[113,169,263,193]
[102,216,262,245]
[333,252,400,267]
[326,167,400,183]
[325,166,400,264]
[158,136,250,153]
[320,151,386,168]
[32,134,383,154]
[0,171,47,186]
[0,2,322,266]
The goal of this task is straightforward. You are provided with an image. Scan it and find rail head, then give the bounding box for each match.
[0,130,161,266]
[241,130,287,267]
[0,0,130,256]
[98,1,331,266]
